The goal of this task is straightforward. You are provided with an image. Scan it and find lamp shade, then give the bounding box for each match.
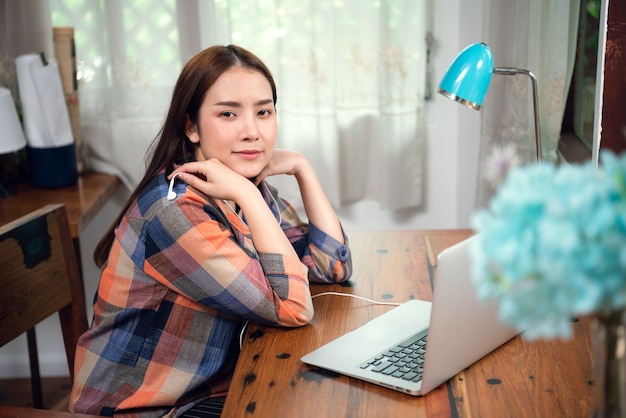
[437,43,494,110]
[0,87,27,154]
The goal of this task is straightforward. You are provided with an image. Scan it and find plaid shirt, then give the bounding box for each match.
[70,173,352,417]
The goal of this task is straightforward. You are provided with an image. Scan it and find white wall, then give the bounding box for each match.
[0,0,484,378]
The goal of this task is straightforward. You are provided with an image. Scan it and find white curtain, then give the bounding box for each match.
[42,0,428,211]
[476,0,580,207]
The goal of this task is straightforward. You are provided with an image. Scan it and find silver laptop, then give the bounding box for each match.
[301,235,519,396]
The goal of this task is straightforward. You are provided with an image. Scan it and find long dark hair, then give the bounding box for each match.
[94,45,277,268]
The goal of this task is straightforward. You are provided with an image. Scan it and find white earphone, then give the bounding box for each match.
[167,173,182,201]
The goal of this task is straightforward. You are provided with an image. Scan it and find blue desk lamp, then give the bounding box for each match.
[438,43,542,161]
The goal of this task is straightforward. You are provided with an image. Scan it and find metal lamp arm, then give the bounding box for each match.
[493,67,543,161]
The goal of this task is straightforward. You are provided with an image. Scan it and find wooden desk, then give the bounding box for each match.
[0,171,121,239]
[222,230,594,418]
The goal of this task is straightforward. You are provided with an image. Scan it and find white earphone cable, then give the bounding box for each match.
[312,292,402,306]
[238,293,401,349]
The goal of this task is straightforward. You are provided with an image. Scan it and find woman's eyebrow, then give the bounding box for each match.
[213,99,273,107]
[213,100,240,107]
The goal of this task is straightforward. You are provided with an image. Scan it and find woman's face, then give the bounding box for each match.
[186,66,277,179]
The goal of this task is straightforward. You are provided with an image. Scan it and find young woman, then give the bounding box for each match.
[70,45,352,417]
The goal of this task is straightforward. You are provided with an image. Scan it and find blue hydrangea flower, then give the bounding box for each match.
[470,150,626,340]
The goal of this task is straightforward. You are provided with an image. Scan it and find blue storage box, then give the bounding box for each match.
[27,143,78,188]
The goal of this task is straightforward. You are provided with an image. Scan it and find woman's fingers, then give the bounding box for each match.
[168,161,208,179]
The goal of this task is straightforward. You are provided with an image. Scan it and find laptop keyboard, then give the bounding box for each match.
[358,329,428,383]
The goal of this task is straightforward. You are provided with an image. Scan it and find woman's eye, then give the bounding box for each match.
[258,109,272,117]
[220,111,236,118]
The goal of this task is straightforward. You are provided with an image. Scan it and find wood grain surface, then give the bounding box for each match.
[221,229,594,418]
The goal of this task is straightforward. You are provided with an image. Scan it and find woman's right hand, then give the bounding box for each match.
[169,159,256,202]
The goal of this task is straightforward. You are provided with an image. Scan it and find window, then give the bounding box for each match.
[559,0,600,163]
[48,0,429,209]
[51,0,180,91]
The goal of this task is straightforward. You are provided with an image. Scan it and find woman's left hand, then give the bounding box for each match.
[254,149,307,185]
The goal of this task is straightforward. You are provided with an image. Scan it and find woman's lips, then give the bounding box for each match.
[234,150,262,160]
